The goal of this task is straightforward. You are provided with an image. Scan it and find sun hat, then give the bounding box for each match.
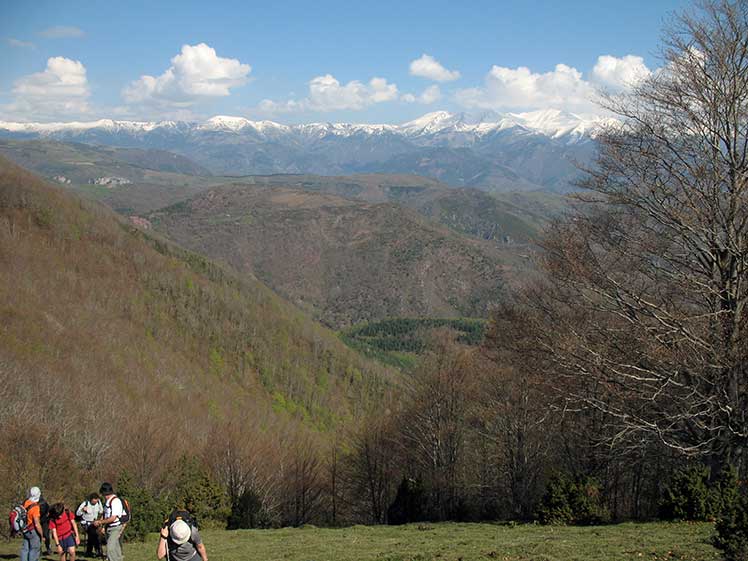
[28,486,41,502]
[169,520,191,545]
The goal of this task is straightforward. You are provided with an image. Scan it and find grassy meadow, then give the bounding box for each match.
[0,522,719,561]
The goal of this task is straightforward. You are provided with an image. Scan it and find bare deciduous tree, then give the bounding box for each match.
[509,0,748,473]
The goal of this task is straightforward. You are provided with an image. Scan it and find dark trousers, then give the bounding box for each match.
[85,524,103,557]
[42,523,50,553]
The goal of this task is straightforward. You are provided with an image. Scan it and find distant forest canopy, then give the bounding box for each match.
[1,3,748,560]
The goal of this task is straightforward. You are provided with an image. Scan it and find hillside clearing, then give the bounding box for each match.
[0,522,718,561]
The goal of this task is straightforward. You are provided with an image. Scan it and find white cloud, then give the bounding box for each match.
[409,54,460,82]
[122,43,251,108]
[306,74,398,110]
[257,98,304,115]
[455,55,652,114]
[2,56,90,120]
[591,55,651,91]
[259,74,398,114]
[37,26,85,39]
[6,38,36,49]
[402,84,441,104]
[419,85,442,104]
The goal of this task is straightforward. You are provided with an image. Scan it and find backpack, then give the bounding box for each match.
[118,497,131,524]
[106,495,131,525]
[165,509,197,530]
[9,503,27,535]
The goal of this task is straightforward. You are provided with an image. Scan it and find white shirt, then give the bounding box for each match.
[76,500,103,525]
[103,496,123,527]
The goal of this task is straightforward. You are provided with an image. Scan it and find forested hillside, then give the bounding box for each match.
[0,156,395,527]
[148,184,511,327]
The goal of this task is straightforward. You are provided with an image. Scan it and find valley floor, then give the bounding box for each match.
[1,522,718,561]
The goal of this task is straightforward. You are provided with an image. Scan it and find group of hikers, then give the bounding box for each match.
[12,483,208,561]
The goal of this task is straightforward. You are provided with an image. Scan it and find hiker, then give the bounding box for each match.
[40,493,52,555]
[49,502,80,561]
[19,486,43,561]
[76,493,104,558]
[92,483,125,561]
[157,511,208,561]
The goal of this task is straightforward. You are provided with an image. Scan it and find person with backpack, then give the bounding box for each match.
[76,493,103,558]
[49,502,80,561]
[40,493,52,555]
[19,486,43,561]
[157,510,208,561]
[92,483,127,561]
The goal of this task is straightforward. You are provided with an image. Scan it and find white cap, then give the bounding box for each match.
[169,520,191,545]
[28,487,41,502]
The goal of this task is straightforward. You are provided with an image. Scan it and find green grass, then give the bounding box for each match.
[0,522,719,561]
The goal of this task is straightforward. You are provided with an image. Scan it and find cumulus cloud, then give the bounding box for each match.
[402,85,442,104]
[455,55,652,114]
[2,56,90,120]
[122,43,251,108]
[38,26,85,39]
[409,54,460,82]
[7,38,36,49]
[591,55,651,91]
[259,74,398,114]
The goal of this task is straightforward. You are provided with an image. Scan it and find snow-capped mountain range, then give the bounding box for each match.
[0,109,608,192]
[0,109,610,139]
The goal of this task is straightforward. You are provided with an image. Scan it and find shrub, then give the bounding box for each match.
[117,472,169,542]
[713,469,746,561]
[536,473,610,525]
[715,490,748,561]
[227,490,274,529]
[659,465,738,522]
[387,478,426,525]
[171,456,229,525]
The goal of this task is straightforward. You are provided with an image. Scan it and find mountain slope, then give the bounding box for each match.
[228,173,565,243]
[149,184,510,327]
[0,140,564,244]
[0,138,210,182]
[0,155,395,504]
[0,139,224,214]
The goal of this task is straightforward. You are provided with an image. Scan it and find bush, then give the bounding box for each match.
[387,478,426,525]
[714,474,747,561]
[227,490,274,529]
[171,456,229,525]
[536,473,610,525]
[117,472,169,542]
[659,465,738,521]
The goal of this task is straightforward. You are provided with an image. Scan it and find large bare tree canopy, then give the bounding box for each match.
[506,0,748,470]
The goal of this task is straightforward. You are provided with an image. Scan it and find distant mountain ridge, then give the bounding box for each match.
[0,109,610,141]
[0,109,608,191]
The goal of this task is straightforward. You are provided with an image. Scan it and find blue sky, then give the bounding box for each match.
[0,0,692,123]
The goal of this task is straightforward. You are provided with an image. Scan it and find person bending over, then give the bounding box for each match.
[49,502,80,561]
[157,519,208,561]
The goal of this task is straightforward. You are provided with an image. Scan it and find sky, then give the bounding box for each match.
[0,0,693,124]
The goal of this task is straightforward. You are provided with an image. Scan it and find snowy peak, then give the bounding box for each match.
[508,109,603,138]
[202,115,252,131]
[399,109,608,139]
[401,111,473,135]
